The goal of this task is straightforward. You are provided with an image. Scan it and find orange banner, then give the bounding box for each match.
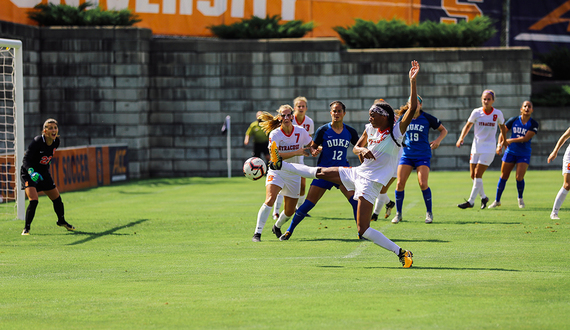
[0,144,128,200]
[1,0,422,37]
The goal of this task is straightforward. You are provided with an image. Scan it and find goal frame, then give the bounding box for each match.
[0,38,25,220]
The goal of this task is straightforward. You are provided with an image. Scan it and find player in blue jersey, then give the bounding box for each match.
[277,100,360,240]
[488,101,538,209]
[391,96,448,224]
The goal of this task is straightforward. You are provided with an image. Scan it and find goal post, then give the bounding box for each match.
[0,38,25,221]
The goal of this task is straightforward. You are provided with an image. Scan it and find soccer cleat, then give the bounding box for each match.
[279,231,291,241]
[480,197,489,209]
[252,233,261,242]
[272,224,282,239]
[391,212,402,224]
[384,200,395,219]
[398,249,413,268]
[371,213,378,221]
[457,200,474,209]
[56,221,75,231]
[22,228,30,235]
[518,198,525,209]
[273,213,279,220]
[425,212,433,224]
[550,213,560,220]
[487,200,501,209]
[268,141,282,170]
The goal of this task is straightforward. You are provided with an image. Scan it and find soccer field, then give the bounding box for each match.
[0,170,568,329]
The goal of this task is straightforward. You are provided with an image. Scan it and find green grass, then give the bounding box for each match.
[1,170,568,329]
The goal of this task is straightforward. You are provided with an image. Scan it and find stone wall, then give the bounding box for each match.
[1,20,565,179]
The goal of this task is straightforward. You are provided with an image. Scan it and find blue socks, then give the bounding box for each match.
[422,187,432,213]
[286,200,315,234]
[496,177,507,202]
[395,190,404,213]
[517,179,525,199]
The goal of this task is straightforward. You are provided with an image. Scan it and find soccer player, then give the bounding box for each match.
[488,101,538,209]
[244,111,270,162]
[277,100,359,240]
[20,118,75,235]
[273,96,314,220]
[392,95,448,223]
[252,105,312,242]
[267,60,420,268]
[547,126,570,219]
[456,90,508,209]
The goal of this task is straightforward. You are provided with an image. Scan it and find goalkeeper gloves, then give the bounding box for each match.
[27,168,43,182]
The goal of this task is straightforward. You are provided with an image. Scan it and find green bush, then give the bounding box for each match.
[208,15,315,39]
[538,47,570,80]
[28,2,140,26]
[531,85,570,107]
[335,16,496,49]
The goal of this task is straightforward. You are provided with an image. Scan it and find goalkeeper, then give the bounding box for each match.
[20,118,75,235]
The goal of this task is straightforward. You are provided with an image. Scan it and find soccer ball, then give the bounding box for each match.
[243,157,267,181]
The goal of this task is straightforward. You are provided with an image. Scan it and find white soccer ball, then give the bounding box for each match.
[243,157,267,181]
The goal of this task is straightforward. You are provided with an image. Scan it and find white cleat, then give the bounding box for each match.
[391,212,402,224]
[550,213,560,220]
[517,198,525,209]
[425,212,433,224]
[487,200,501,209]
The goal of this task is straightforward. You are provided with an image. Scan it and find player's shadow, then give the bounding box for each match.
[302,238,450,243]
[365,266,521,272]
[67,219,148,246]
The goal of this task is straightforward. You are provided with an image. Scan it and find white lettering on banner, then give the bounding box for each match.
[163,0,176,14]
[107,0,129,10]
[231,0,244,17]
[197,0,227,16]
[10,0,41,8]
[136,0,159,13]
[180,0,193,15]
[282,0,296,20]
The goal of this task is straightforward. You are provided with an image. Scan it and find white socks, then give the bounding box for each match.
[468,178,484,204]
[255,204,272,234]
[362,227,400,254]
[282,162,318,179]
[275,213,292,228]
[373,193,389,215]
[273,194,283,216]
[552,187,569,215]
[296,195,306,209]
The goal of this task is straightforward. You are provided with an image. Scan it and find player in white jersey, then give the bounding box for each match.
[547,127,570,220]
[273,96,315,220]
[267,60,420,268]
[252,105,312,242]
[456,90,508,209]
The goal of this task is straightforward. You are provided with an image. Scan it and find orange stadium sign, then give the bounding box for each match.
[0,0,427,37]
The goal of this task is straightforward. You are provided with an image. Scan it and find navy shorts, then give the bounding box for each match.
[20,167,56,192]
[399,156,431,169]
[310,178,340,190]
[502,152,530,165]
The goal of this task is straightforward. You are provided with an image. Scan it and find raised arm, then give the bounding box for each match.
[399,60,420,133]
[548,127,570,163]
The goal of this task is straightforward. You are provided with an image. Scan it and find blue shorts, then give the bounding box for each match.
[502,152,530,165]
[310,178,340,190]
[399,156,431,169]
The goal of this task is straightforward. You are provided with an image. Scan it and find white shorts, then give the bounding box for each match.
[266,170,301,198]
[563,146,570,174]
[470,153,495,166]
[338,167,383,205]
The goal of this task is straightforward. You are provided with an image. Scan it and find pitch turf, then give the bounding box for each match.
[0,170,568,329]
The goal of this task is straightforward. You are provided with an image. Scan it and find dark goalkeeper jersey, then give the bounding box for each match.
[22,135,60,173]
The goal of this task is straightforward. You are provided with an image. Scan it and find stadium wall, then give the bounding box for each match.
[1,21,565,179]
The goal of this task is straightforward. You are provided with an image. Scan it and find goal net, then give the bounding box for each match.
[0,38,25,221]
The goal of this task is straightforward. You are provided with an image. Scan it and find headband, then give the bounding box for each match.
[369,103,389,117]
